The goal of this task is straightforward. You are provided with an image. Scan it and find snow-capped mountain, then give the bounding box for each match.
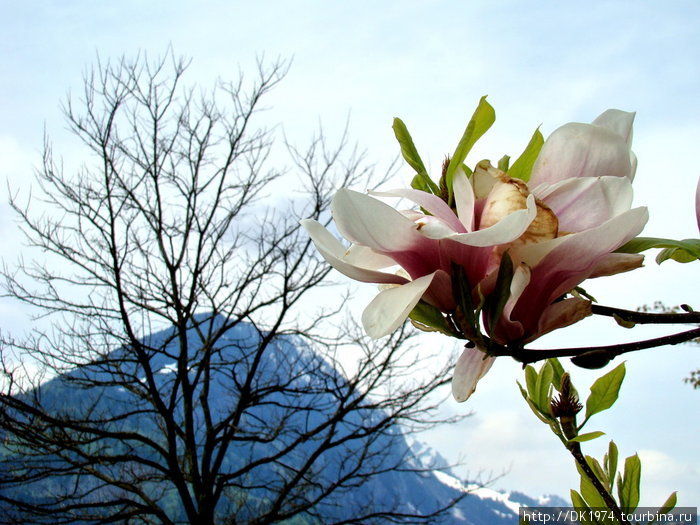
[0,314,566,523]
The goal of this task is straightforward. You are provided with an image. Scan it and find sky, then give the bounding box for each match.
[1,0,699,508]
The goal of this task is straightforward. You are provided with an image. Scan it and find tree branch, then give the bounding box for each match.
[488,327,700,366]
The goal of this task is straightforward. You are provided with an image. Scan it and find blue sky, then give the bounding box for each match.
[1,0,699,506]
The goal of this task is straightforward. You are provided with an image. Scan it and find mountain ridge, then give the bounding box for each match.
[0,314,566,523]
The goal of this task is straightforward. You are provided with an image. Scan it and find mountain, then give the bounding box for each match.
[0,314,565,523]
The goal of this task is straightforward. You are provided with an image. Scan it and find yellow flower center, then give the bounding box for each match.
[478,164,558,245]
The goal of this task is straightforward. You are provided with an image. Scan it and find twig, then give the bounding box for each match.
[567,441,631,525]
[488,327,700,365]
[591,304,700,324]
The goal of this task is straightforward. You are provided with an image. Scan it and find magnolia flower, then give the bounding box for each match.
[302,171,539,338]
[302,109,648,402]
[490,110,647,346]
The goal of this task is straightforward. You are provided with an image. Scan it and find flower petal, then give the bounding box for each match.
[530,122,633,186]
[592,109,635,147]
[588,252,644,278]
[371,188,465,233]
[509,206,648,337]
[629,150,638,180]
[343,244,398,269]
[361,273,436,338]
[451,345,496,402]
[490,262,531,343]
[331,189,425,251]
[413,214,463,239]
[472,161,499,199]
[452,167,476,231]
[301,219,408,285]
[450,194,538,247]
[421,269,456,312]
[527,297,592,343]
[533,176,634,232]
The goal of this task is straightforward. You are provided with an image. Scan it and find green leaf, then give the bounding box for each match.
[570,489,588,510]
[548,358,567,393]
[497,154,510,172]
[571,490,611,525]
[653,492,677,523]
[617,236,700,264]
[524,365,538,399]
[586,455,608,486]
[444,96,496,203]
[408,300,459,337]
[392,117,427,174]
[535,361,554,413]
[577,460,608,509]
[393,117,439,194]
[451,263,478,337]
[656,245,700,264]
[508,127,544,182]
[569,431,605,443]
[517,381,555,424]
[410,173,434,194]
[605,441,619,492]
[618,453,641,512]
[585,362,626,421]
[570,491,597,524]
[576,459,619,525]
[486,252,514,332]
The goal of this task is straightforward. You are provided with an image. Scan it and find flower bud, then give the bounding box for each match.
[550,372,583,440]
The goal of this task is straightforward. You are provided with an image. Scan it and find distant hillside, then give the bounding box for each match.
[0,315,565,523]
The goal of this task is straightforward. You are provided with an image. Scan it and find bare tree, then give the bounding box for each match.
[0,52,462,524]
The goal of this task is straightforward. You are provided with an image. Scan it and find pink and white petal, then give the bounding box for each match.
[502,263,532,320]
[485,263,530,344]
[472,162,499,199]
[301,219,409,285]
[629,150,638,181]
[421,269,456,312]
[527,297,592,343]
[588,252,644,278]
[451,345,496,402]
[449,194,537,247]
[361,273,436,338]
[530,123,633,187]
[552,206,648,274]
[452,167,476,232]
[540,207,648,299]
[511,235,569,269]
[371,188,465,233]
[344,244,398,269]
[533,176,634,232]
[592,109,635,147]
[414,215,463,239]
[331,189,425,251]
[439,239,494,289]
[510,206,648,334]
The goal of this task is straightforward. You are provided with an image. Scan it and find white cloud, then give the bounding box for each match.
[637,449,699,506]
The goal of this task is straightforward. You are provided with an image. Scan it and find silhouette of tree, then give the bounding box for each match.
[0,51,464,524]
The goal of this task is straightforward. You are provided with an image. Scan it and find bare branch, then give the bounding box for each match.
[0,50,462,524]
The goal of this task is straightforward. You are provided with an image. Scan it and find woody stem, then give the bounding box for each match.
[488,327,700,365]
[567,441,631,525]
[591,304,700,324]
